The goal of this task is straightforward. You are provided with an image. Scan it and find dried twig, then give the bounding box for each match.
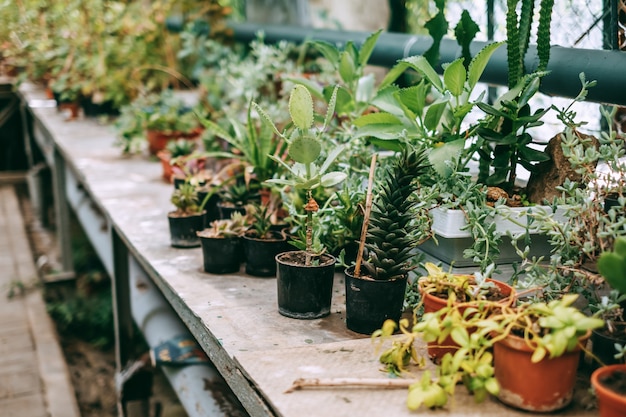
[285,377,412,393]
[354,154,377,277]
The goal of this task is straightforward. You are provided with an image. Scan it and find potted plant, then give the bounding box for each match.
[144,90,203,155]
[255,83,347,319]
[167,182,205,248]
[374,293,604,412]
[591,236,626,417]
[196,212,248,274]
[415,262,515,361]
[242,203,289,277]
[157,138,200,183]
[344,144,431,335]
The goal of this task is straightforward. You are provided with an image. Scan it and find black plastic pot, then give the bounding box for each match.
[218,202,247,220]
[592,324,626,369]
[275,251,336,319]
[198,234,242,274]
[344,266,408,335]
[242,232,289,277]
[198,190,221,226]
[167,211,205,248]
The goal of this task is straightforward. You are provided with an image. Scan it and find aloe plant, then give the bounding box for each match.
[255,84,347,265]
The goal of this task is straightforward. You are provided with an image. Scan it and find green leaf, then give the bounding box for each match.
[379,61,410,90]
[352,112,403,127]
[307,40,340,66]
[339,50,356,84]
[519,146,550,162]
[323,85,340,130]
[358,29,382,68]
[353,124,407,140]
[288,135,321,164]
[424,100,448,131]
[402,55,443,92]
[289,84,314,130]
[467,42,504,89]
[429,139,464,178]
[443,58,466,97]
[320,171,347,187]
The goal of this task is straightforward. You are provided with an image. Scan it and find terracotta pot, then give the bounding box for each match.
[494,331,588,412]
[591,364,626,417]
[146,127,202,156]
[157,151,174,183]
[420,278,515,362]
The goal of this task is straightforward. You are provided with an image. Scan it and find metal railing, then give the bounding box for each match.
[230,22,626,107]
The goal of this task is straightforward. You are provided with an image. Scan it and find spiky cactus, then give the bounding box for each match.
[364,145,430,281]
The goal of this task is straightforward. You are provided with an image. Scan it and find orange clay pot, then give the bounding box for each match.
[146,127,202,156]
[591,364,626,417]
[420,278,515,362]
[494,331,589,412]
[157,150,174,183]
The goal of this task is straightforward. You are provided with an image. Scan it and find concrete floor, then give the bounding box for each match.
[0,184,80,417]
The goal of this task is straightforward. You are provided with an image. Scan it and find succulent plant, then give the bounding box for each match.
[170,183,200,215]
[597,237,626,296]
[362,145,430,281]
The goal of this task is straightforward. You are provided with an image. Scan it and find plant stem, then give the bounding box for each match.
[354,154,378,277]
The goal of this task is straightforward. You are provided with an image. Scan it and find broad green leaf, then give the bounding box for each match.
[358,29,382,68]
[356,73,375,103]
[424,100,448,131]
[353,124,407,140]
[352,112,402,127]
[467,41,504,89]
[402,55,443,92]
[288,135,321,164]
[379,61,410,90]
[339,50,356,84]
[307,40,340,66]
[320,171,347,187]
[429,139,464,177]
[368,137,404,152]
[397,83,429,115]
[289,84,314,130]
[323,85,340,131]
[443,58,466,97]
[319,144,345,174]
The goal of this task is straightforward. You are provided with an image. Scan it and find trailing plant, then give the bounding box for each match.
[255,84,347,266]
[373,293,604,410]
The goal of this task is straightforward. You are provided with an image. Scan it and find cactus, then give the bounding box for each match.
[597,237,626,296]
[363,144,430,281]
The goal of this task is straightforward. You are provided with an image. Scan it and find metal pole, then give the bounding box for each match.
[229,22,626,106]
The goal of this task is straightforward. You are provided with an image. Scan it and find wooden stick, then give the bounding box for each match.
[354,154,377,277]
[285,377,413,393]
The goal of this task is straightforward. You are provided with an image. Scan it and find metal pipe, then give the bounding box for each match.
[128,256,247,417]
[230,22,626,106]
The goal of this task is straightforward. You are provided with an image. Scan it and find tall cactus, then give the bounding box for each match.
[364,145,430,281]
[505,0,554,88]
